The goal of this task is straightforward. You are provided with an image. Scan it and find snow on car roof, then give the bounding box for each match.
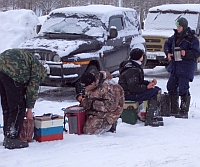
[50,5,135,16]
[149,4,200,13]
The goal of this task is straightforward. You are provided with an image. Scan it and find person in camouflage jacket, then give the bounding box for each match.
[0,49,47,149]
[78,71,124,135]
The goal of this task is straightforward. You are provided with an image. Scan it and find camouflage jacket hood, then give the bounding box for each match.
[0,49,47,108]
[81,71,124,125]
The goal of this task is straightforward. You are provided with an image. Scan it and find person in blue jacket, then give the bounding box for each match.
[164,17,200,118]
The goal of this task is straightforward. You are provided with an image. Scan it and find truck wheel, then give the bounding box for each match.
[86,65,98,75]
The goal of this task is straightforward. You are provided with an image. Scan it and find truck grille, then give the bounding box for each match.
[27,49,55,61]
[144,37,167,52]
[145,39,161,43]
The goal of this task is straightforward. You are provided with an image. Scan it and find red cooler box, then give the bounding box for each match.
[64,106,85,135]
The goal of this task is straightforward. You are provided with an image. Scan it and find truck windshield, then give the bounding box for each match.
[145,11,199,30]
[39,13,106,37]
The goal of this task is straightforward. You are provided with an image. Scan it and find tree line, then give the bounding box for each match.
[1,0,200,21]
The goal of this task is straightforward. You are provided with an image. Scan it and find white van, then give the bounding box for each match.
[142,4,200,69]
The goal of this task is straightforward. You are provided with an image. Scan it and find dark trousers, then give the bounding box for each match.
[0,72,26,138]
[167,73,190,96]
[125,86,161,102]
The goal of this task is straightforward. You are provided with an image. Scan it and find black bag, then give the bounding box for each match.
[160,93,171,117]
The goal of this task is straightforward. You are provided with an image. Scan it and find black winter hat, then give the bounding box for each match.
[129,48,144,60]
[80,72,96,87]
[175,17,188,30]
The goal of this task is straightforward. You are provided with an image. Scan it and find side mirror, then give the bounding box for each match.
[108,26,118,39]
[36,25,42,34]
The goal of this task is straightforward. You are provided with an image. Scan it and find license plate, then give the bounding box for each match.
[147,54,156,60]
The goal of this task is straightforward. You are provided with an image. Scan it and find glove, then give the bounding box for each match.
[81,96,93,110]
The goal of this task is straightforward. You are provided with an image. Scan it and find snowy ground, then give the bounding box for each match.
[1,67,200,167]
[1,8,200,167]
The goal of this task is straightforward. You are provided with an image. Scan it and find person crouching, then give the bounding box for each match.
[77,71,124,134]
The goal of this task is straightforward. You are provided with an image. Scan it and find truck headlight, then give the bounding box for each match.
[53,55,61,62]
[34,53,41,60]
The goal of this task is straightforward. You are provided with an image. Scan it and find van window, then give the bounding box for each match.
[109,17,123,31]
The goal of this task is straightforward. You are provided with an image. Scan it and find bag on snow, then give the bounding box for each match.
[160,93,171,117]
[19,118,34,142]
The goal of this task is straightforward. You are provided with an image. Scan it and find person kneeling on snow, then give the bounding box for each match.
[118,48,164,127]
[77,71,124,134]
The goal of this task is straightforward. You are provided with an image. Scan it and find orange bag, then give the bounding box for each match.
[19,119,34,142]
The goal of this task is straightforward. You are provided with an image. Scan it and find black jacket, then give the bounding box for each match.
[118,60,149,95]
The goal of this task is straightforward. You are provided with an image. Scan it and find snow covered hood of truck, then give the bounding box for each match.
[142,30,174,38]
[19,37,101,58]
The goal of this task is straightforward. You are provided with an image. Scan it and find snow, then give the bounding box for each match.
[51,5,136,16]
[38,15,48,25]
[143,4,200,36]
[1,7,200,167]
[149,4,200,12]
[0,9,39,53]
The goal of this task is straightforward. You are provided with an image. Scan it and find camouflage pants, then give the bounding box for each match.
[83,115,111,135]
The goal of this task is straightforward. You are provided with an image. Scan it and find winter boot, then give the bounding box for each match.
[4,137,29,149]
[107,121,117,133]
[160,93,171,117]
[175,95,191,119]
[154,90,164,121]
[145,99,164,127]
[170,94,180,116]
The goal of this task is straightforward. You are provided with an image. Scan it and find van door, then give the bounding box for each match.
[103,16,129,72]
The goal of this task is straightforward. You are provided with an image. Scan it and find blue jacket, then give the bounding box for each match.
[164,27,200,81]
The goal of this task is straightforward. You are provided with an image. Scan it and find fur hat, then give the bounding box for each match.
[129,48,144,60]
[80,72,96,87]
[175,17,188,30]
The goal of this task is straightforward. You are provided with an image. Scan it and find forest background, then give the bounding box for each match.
[0,0,200,23]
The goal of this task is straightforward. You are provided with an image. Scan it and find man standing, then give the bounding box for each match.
[118,48,163,127]
[77,71,124,134]
[0,49,47,149]
[164,17,200,118]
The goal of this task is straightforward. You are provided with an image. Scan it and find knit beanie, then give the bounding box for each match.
[129,48,144,60]
[80,72,96,87]
[175,17,188,31]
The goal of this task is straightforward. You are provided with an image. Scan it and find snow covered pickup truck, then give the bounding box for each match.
[142,4,200,69]
[20,5,145,87]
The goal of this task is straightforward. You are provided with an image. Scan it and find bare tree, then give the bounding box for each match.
[36,0,62,15]
[1,0,200,19]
